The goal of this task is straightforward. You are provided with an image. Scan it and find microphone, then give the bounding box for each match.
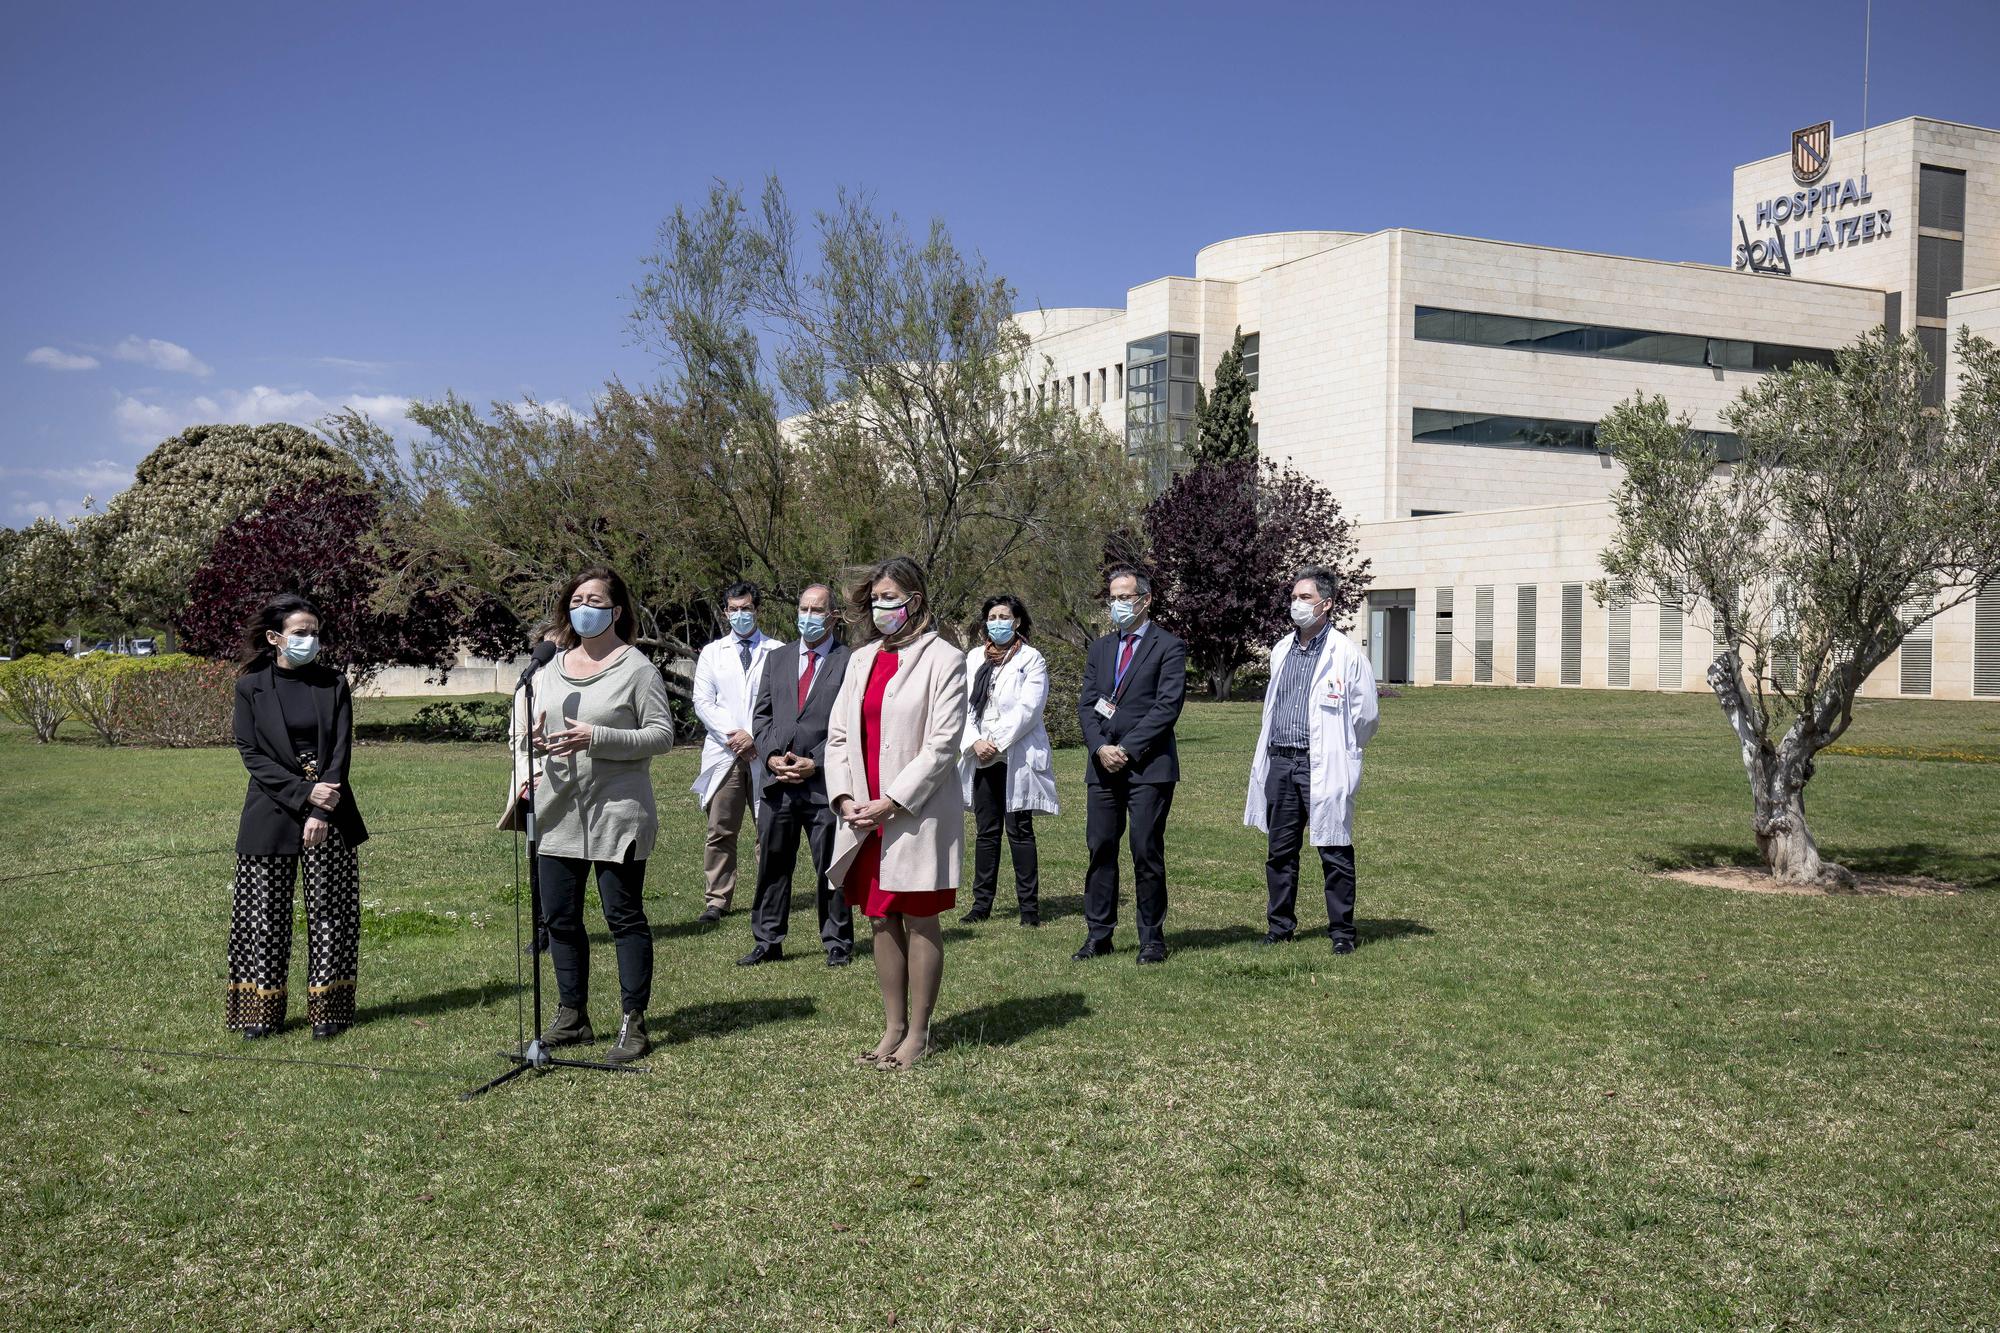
[517,639,558,687]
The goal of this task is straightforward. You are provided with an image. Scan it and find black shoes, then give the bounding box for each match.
[826,950,852,968]
[1136,945,1169,965]
[311,1022,349,1041]
[1331,937,1357,955]
[1072,939,1114,961]
[606,1011,649,1064]
[240,1025,276,1040]
[959,907,991,925]
[697,906,724,925]
[736,942,784,967]
[1259,931,1295,946]
[1019,914,1040,929]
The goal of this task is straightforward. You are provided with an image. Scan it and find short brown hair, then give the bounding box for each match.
[551,565,638,649]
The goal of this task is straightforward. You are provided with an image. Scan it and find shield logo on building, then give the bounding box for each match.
[1791,121,1832,185]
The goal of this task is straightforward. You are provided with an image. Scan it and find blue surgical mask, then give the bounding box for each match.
[281,634,319,666]
[1108,599,1140,630]
[569,605,614,639]
[986,620,1015,645]
[728,609,756,637]
[797,611,828,643]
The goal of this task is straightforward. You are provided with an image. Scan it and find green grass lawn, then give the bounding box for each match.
[2,688,1997,1331]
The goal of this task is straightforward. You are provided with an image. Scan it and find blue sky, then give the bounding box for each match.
[6,0,1999,524]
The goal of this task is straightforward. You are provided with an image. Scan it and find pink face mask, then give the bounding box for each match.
[871,600,910,636]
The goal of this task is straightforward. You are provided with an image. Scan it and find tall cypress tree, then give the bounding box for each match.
[1190,326,1258,465]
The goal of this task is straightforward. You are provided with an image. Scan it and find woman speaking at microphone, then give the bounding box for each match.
[227,592,368,1040]
[523,566,675,1065]
[825,555,967,1072]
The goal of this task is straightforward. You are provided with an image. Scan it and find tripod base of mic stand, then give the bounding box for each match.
[460,1039,649,1100]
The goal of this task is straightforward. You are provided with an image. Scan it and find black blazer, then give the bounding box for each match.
[750,638,851,803]
[232,662,369,855]
[1077,623,1188,786]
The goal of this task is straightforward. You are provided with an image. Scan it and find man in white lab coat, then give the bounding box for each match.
[691,581,784,923]
[1243,566,1380,953]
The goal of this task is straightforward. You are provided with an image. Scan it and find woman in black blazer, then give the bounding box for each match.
[227,592,369,1040]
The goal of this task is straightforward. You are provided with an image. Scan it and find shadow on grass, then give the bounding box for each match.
[1357,917,1434,946]
[1165,924,1265,952]
[656,995,816,1045]
[936,991,1089,1049]
[1648,843,2000,890]
[354,981,511,1026]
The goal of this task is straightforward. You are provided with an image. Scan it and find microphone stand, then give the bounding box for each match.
[463,647,644,1097]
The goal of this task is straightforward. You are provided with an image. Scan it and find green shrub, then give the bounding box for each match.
[64,654,142,745]
[1038,639,1085,750]
[409,699,510,743]
[121,654,237,748]
[0,655,78,743]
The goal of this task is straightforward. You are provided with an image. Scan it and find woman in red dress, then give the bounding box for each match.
[825,555,968,1071]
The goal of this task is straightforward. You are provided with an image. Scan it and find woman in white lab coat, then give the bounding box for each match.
[957,595,1059,926]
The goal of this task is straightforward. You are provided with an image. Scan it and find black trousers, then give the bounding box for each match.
[749,785,853,952]
[538,851,652,1014]
[969,762,1039,915]
[1084,776,1175,949]
[1264,750,1357,941]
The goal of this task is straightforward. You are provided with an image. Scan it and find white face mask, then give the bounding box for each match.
[279,633,319,665]
[1290,598,1321,628]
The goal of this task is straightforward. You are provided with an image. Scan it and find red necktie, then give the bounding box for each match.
[1116,633,1136,683]
[797,648,816,712]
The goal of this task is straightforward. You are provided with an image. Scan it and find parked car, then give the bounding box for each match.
[130,638,157,656]
[74,640,117,658]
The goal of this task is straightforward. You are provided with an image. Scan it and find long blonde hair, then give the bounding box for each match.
[845,554,933,648]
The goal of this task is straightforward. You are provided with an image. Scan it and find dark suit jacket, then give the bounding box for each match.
[751,638,851,803]
[232,662,369,855]
[1077,622,1188,786]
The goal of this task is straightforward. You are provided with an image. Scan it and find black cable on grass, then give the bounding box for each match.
[0,819,498,885]
[4,1035,461,1079]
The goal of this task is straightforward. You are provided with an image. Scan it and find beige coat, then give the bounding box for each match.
[825,630,967,896]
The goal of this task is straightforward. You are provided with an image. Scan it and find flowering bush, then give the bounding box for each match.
[63,653,142,745]
[0,654,78,742]
[119,654,237,748]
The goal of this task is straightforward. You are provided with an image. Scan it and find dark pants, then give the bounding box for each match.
[750,784,853,953]
[1084,776,1175,949]
[1264,750,1356,942]
[539,852,652,1014]
[970,762,1039,916]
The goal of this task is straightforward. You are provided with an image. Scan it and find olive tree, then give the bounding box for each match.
[1597,327,2000,884]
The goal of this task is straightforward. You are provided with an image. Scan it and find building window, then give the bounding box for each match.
[1473,586,1494,684]
[1560,584,1583,685]
[1098,368,1107,403]
[1080,373,1090,406]
[1239,332,1260,391]
[1975,578,2000,697]
[1659,596,1683,690]
[1607,584,1632,688]
[1114,363,1123,398]
[1916,325,1948,406]
[1413,307,1836,374]
[1917,236,1964,320]
[1515,585,1538,685]
[1900,593,1937,696]
[1413,408,1744,462]
[1410,509,1456,517]
[1434,588,1454,683]
[1126,333,1200,482]
[1919,165,1967,231]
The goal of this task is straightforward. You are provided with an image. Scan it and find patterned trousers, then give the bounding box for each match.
[225,826,361,1030]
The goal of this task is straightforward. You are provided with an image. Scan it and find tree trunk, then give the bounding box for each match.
[1707,653,1851,888]
[1209,666,1235,701]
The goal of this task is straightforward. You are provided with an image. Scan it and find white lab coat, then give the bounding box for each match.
[956,643,1060,815]
[690,630,784,808]
[1243,626,1380,847]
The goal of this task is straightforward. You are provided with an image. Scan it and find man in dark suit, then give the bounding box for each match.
[740,583,855,967]
[1075,563,1188,964]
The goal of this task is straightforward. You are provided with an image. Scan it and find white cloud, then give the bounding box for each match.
[314,355,395,376]
[9,499,56,521]
[113,385,418,446]
[0,463,129,524]
[25,346,99,371]
[112,335,212,377]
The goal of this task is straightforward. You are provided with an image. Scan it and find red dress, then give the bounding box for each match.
[844,648,956,918]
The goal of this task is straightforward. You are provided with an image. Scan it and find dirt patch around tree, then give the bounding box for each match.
[1657,866,1964,897]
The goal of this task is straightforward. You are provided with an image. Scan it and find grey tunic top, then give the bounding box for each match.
[522,647,675,861]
